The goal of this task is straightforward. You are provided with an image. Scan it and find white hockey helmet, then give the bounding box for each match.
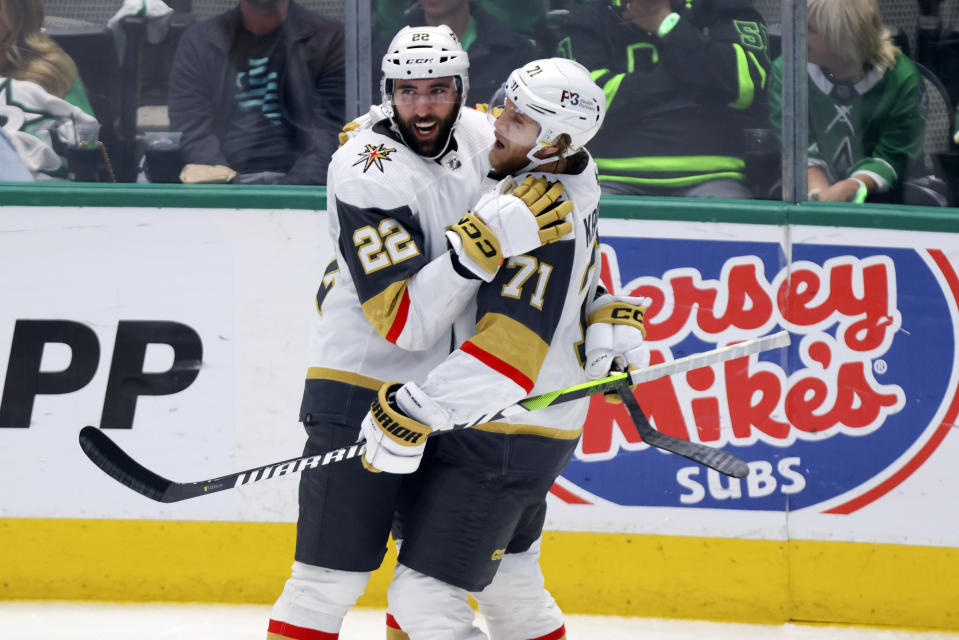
[380,25,470,107]
[501,58,606,169]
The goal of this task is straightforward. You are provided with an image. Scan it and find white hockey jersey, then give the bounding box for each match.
[420,152,602,453]
[301,108,494,426]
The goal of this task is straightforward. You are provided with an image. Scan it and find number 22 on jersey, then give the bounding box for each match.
[353,218,421,274]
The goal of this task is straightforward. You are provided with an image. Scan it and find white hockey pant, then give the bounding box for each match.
[473,538,565,640]
[268,561,370,637]
[389,538,564,640]
[389,563,487,640]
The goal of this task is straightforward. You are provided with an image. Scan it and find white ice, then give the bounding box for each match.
[1,602,958,639]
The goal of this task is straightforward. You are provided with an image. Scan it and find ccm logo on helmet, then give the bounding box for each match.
[560,89,580,105]
[404,57,435,64]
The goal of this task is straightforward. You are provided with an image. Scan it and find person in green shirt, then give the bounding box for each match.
[555,0,772,199]
[0,0,95,116]
[770,0,924,203]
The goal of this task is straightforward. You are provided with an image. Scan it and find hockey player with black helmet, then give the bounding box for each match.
[358,58,648,640]
[266,27,577,640]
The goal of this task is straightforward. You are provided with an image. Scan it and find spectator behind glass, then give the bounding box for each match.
[376,0,548,42]
[770,0,924,203]
[168,0,345,185]
[0,0,94,114]
[0,129,34,181]
[373,0,539,104]
[556,0,771,198]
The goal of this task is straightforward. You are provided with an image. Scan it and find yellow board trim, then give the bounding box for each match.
[306,366,383,391]
[2,519,957,631]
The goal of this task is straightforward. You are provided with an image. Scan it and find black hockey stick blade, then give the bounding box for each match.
[79,426,365,503]
[616,388,749,479]
[79,426,174,501]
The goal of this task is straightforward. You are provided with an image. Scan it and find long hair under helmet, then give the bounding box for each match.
[380,25,470,159]
[501,57,606,172]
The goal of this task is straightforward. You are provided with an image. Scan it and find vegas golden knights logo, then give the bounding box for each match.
[354,143,396,173]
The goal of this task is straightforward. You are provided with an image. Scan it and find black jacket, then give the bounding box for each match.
[558,0,771,193]
[169,2,345,184]
[375,1,539,104]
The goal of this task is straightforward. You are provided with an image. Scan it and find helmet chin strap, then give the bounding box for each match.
[518,153,557,174]
[519,137,577,173]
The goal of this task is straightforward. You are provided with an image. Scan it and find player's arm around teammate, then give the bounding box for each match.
[361,59,631,640]
[267,29,578,640]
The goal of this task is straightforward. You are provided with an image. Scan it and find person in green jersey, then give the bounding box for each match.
[555,0,772,199]
[770,0,924,203]
[0,0,94,115]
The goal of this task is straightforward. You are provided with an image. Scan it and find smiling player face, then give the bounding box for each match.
[393,76,461,157]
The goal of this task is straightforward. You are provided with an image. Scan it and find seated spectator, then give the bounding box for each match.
[0,129,34,181]
[557,0,771,198]
[376,0,548,43]
[374,0,540,104]
[0,76,100,179]
[0,0,102,181]
[0,0,95,115]
[168,0,344,185]
[770,0,924,203]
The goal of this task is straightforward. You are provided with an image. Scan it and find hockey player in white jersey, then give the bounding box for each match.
[266,29,578,640]
[359,58,636,640]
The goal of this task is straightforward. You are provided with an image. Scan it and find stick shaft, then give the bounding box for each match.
[500,331,790,419]
[79,332,787,502]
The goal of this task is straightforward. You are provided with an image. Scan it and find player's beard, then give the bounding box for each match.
[395,106,459,158]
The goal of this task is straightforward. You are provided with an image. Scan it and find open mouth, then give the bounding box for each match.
[413,120,438,139]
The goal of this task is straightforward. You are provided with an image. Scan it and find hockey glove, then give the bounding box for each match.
[359,381,452,474]
[585,293,651,377]
[585,294,651,404]
[446,176,574,281]
[337,103,390,147]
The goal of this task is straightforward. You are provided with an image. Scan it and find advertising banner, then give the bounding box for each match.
[1,209,957,548]
[0,206,323,522]
[547,219,959,547]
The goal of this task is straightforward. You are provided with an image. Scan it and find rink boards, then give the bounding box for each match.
[0,189,957,630]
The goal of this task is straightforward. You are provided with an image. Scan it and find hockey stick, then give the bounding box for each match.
[616,387,749,478]
[79,425,367,503]
[79,331,788,502]
[485,330,791,424]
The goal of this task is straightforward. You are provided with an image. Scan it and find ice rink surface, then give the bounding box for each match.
[2,602,958,639]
